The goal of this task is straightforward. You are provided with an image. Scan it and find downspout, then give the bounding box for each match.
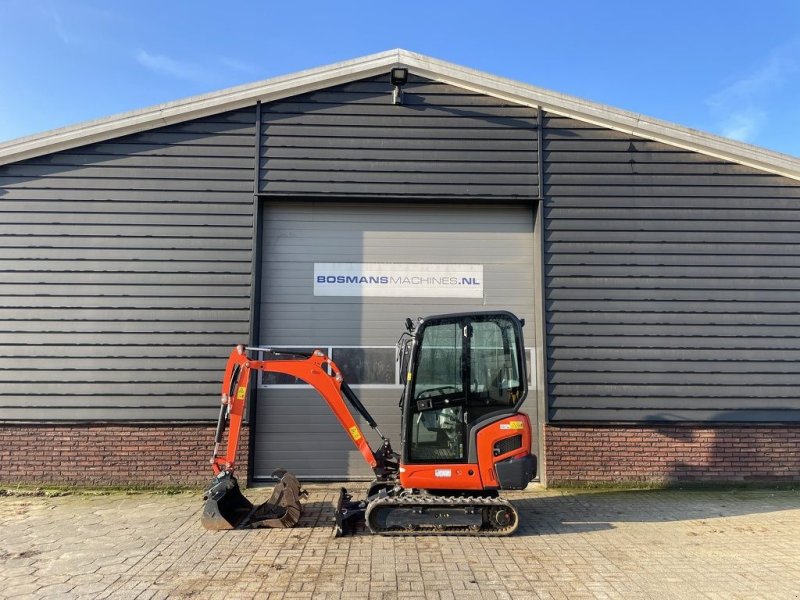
[246,101,264,485]
[533,106,550,486]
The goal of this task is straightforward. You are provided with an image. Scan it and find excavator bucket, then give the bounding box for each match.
[201,469,304,530]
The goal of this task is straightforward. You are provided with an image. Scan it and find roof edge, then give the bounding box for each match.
[0,49,404,166]
[1,47,799,181]
[394,50,800,182]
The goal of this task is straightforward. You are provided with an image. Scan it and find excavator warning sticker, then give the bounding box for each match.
[236,386,247,401]
[500,421,524,430]
[349,426,362,442]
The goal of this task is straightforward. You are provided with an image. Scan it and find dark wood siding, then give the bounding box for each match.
[259,75,539,199]
[0,109,256,421]
[543,113,800,422]
[5,79,800,426]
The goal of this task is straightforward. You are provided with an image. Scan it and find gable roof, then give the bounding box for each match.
[1,48,799,181]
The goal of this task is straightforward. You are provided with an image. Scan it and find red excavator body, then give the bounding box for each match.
[397,412,533,490]
[202,311,536,536]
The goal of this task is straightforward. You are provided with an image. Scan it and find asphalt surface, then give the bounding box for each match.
[1,484,799,599]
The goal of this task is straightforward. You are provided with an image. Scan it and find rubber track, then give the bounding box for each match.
[365,493,519,536]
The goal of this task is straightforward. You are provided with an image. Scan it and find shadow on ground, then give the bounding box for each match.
[510,488,800,536]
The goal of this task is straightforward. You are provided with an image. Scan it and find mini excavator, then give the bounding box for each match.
[201,311,536,536]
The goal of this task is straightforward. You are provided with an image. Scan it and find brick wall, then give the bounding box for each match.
[545,424,800,485]
[5,422,798,487]
[0,423,250,487]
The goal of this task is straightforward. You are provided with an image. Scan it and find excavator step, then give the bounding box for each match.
[201,469,305,530]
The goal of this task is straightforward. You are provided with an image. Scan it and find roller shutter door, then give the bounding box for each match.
[254,202,536,480]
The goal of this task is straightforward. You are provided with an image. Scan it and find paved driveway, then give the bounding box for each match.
[0,485,798,599]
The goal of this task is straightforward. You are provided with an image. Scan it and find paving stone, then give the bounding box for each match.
[0,486,799,599]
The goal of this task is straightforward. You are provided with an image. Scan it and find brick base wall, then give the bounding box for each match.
[5,422,798,487]
[545,424,800,485]
[0,423,249,487]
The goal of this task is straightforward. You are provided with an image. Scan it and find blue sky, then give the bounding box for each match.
[1,0,799,157]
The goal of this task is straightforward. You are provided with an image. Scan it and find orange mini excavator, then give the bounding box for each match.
[201,311,536,536]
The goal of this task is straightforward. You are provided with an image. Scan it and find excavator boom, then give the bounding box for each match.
[201,345,396,530]
[210,345,379,475]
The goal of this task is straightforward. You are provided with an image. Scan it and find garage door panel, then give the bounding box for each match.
[254,202,536,480]
[251,453,376,479]
[262,246,532,267]
[253,387,400,479]
[262,303,530,345]
[262,289,532,304]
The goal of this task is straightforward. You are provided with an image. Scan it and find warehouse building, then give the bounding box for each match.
[1,49,798,486]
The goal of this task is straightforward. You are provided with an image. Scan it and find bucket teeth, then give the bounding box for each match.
[201,469,304,530]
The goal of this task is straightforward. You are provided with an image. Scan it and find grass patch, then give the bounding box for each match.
[548,480,800,493]
[547,481,670,493]
[0,483,201,497]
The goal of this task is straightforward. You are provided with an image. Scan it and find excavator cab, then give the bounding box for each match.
[396,311,533,493]
[404,311,526,465]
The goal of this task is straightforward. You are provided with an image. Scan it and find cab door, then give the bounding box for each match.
[404,312,527,467]
[406,316,468,464]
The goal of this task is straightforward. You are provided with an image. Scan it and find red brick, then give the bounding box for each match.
[544,424,800,485]
[0,423,250,486]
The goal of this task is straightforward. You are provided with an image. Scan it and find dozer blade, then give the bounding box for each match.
[201,469,304,530]
[333,487,367,537]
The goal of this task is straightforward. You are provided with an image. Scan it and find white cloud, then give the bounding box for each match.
[39,3,75,45]
[718,108,766,142]
[136,50,208,83]
[218,57,257,75]
[135,51,260,86]
[707,40,799,143]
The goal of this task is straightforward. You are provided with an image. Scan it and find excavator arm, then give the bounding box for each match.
[210,344,385,476]
[202,344,397,531]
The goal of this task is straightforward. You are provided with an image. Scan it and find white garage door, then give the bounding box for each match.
[253,202,536,480]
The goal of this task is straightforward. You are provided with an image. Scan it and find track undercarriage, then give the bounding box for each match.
[335,485,519,537]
